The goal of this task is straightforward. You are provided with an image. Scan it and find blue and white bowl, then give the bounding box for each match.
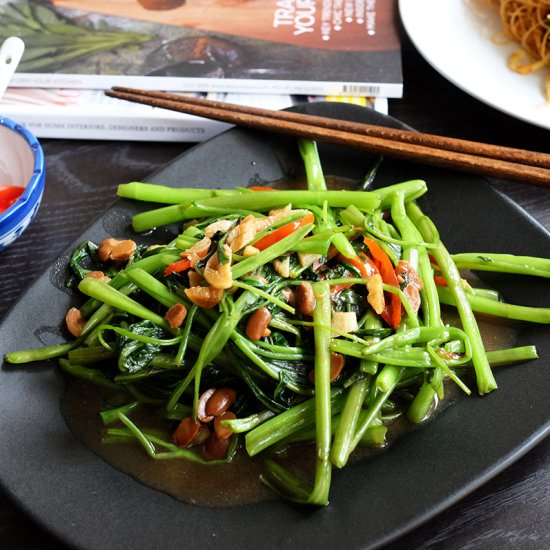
[0,117,45,251]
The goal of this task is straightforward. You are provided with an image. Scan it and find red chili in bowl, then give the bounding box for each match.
[0,185,25,214]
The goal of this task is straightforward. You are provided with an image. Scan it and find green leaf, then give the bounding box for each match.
[1,3,39,29]
[30,3,65,28]
[117,320,167,374]
[68,240,100,283]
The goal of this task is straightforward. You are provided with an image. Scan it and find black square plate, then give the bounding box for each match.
[1,102,550,550]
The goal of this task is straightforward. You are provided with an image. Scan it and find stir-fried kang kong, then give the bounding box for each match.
[6,140,550,505]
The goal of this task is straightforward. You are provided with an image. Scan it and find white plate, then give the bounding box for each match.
[399,0,550,130]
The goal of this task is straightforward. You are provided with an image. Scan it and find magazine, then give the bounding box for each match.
[1,0,402,97]
[0,87,388,141]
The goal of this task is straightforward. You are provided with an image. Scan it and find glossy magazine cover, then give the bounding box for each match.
[1,0,402,96]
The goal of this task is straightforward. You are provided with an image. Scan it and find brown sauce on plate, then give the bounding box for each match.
[61,381,273,506]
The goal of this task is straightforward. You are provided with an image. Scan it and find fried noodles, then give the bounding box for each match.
[488,0,550,99]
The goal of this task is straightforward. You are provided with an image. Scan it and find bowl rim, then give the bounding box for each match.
[0,116,45,225]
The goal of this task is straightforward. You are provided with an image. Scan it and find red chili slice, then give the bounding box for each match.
[164,258,192,276]
[337,252,378,280]
[0,185,25,214]
[363,237,402,329]
[254,212,314,251]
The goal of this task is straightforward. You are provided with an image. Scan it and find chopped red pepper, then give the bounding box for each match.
[164,258,192,276]
[254,212,314,251]
[0,185,25,214]
[338,252,377,280]
[363,237,402,329]
[332,253,377,297]
[248,186,275,192]
[427,255,448,286]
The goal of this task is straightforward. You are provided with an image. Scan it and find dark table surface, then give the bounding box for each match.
[1,31,550,550]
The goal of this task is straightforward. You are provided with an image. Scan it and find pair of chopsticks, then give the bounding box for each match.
[106,86,550,187]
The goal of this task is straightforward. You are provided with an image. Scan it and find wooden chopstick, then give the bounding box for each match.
[107,86,550,187]
[111,86,550,170]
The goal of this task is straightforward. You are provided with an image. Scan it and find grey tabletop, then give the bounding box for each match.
[1,33,550,550]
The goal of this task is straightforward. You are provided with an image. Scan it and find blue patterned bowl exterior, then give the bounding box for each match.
[0,117,45,251]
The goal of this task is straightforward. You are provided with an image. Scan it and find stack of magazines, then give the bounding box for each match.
[0,0,402,141]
